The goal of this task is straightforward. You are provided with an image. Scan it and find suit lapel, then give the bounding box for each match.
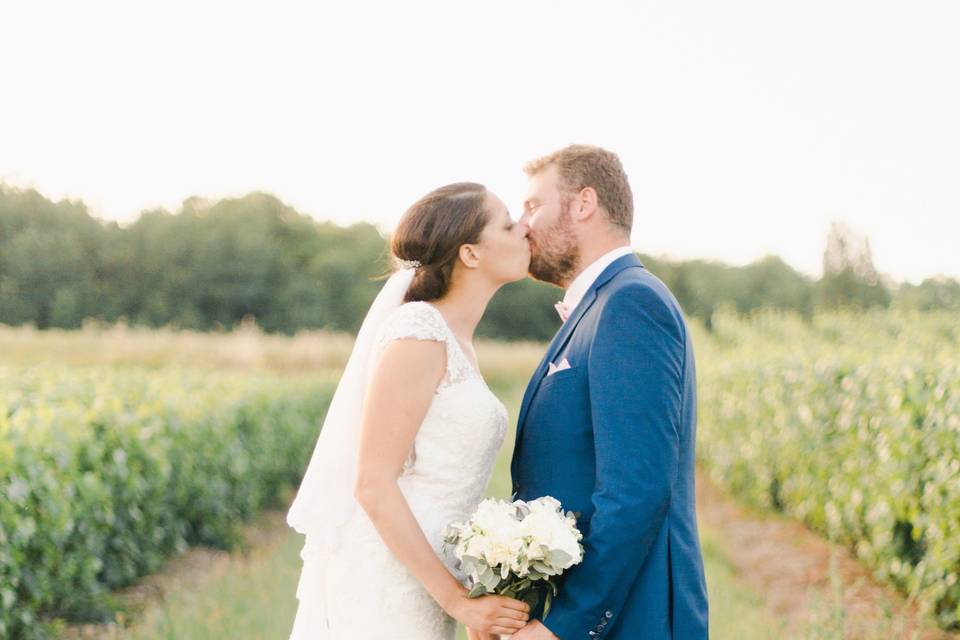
[515,288,597,435]
[515,253,644,439]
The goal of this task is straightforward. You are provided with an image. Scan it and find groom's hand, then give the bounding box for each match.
[466,629,496,640]
[510,620,558,639]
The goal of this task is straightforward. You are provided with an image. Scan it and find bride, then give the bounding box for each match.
[287,182,533,639]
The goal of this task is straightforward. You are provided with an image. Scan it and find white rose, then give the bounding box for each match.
[473,498,520,534]
[527,496,562,514]
[520,508,583,569]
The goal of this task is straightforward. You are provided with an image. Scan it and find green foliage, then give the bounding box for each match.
[479,278,562,342]
[695,310,960,629]
[0,365,333,638]
[895,277,960,312]
[642,254,816,326]
[816,222,891,310]
[0,187,105,329]
[2,185,955,341]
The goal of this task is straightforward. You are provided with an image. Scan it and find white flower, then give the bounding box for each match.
[472,498,520,533]
[527,496,562,514]
[520,509,583,568]
[445,494,584,604]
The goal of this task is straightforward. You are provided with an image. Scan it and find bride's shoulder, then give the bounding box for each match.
[377,301,448,344]
[386,300,442,324]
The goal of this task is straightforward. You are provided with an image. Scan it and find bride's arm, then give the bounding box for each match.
[354,338,529,635]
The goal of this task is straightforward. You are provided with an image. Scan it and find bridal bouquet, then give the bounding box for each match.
[443,496,584,619]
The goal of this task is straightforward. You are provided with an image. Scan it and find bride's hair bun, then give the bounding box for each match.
[391,182,489,303]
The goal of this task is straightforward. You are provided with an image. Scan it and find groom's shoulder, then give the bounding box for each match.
[599,268,687,329]
[602,265,676,307]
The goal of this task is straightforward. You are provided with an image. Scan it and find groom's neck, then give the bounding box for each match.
[564,236,632,289]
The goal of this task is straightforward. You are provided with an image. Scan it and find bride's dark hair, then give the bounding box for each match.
[391,182,490,303]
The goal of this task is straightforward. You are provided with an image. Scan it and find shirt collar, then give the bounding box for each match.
[562,246,634,311]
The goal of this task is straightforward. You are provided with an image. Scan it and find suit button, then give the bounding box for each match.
[605,610,613,618]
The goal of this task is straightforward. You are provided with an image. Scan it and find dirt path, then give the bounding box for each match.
[696,471,957,639]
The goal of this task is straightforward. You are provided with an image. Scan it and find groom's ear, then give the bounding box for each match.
[458,243,481,269]
[573,187,599,222]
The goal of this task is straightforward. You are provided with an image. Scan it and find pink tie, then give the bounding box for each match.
[555,301,571,322]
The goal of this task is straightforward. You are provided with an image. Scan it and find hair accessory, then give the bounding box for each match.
[397,258,421,270]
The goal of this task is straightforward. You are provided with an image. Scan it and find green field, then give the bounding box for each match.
[79,380,782,640]
[2,311,957,638]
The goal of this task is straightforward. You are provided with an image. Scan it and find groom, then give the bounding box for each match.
[509,145,709,639]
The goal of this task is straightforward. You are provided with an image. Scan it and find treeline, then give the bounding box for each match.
[1,185,957,341]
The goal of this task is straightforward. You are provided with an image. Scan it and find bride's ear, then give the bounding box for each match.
[458,243,481,269]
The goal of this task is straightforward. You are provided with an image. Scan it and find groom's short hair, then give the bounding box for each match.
[524,144,633,233]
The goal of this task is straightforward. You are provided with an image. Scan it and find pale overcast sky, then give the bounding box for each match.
[2,1,958,283]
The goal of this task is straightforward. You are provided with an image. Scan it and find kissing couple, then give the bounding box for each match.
[287,144,709,639]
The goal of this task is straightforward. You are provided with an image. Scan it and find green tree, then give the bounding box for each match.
[0,186,103,328]
[894,276,960,311]
[816,222,891,309]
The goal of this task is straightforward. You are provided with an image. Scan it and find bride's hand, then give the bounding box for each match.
[466,627,497,640]
[448,593,529,636]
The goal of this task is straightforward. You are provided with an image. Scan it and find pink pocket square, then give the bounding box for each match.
[547,357,572,376]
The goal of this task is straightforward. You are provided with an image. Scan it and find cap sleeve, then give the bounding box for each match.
[375,301,449,350]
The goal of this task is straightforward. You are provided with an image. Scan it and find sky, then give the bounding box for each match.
[2,0,958,283]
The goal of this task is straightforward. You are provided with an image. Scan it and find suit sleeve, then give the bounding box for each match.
[541,282,685,639]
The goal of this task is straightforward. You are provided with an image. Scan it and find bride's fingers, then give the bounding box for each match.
[499,608,529,621]
[497,596,530,613]
[496,596,531,612]
[495,616,528,631]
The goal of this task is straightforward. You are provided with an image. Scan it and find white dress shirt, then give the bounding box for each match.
[562,246,635,311]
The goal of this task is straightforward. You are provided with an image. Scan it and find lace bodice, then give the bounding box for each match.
[372,301,508,499]
[290,300,508,640]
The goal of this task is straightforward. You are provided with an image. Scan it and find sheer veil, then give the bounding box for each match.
[286,267,415,547]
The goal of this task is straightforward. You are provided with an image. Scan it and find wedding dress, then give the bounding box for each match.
[288,299,508,639]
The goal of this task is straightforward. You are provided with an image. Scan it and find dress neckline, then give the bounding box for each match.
[420,301,488,386]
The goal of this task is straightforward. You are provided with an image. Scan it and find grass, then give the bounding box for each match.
[698,525,786,640]
[80,512,780,640]
[68,364,781,640]
[69,514,305,640]
[32,321,956,639]
[78,518,778,640]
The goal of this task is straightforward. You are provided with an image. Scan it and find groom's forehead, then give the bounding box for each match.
[525,174,556,202]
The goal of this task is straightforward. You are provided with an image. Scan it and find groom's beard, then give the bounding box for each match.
[528,206,580,288]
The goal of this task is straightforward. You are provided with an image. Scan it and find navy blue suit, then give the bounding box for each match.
[511,253,709,639]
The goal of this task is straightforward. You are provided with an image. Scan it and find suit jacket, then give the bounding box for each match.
[511,253,709,639]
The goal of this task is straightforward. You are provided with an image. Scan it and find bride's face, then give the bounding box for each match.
[473,192,531,284]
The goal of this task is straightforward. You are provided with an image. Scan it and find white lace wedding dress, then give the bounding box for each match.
[289,301,509,640]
